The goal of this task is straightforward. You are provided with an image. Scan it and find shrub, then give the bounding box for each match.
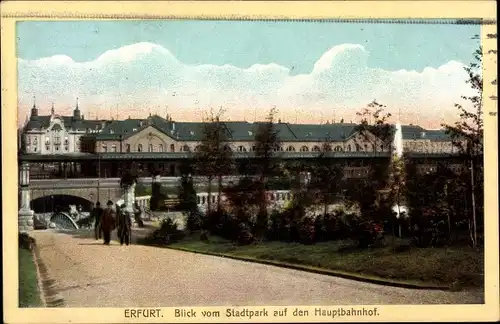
[314,212,343,242]
[186,210,204,232]
[19,233,36,251]
[143,218,185,245]
[266,209,285,241]
[200,230,209,242]
[237,222,254,245]
[338,212,360,239]
[356,220,384,248]
[298,216,316,244]
[411,218,448,248]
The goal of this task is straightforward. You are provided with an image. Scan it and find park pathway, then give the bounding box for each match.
[30,229,484,307]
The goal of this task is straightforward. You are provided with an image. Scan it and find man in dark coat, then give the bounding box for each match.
[101,200,116,245]
[117,204,132,246]
[92,202,104,240]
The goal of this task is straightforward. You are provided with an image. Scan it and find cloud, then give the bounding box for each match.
[17,42,474,127]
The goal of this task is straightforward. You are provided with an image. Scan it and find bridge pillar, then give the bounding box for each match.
[19,162,34,232]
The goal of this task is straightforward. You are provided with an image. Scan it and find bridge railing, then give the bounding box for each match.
[195,190,293,210]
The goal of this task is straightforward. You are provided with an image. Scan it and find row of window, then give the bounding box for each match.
[26,145,70,152]
[27,136,77,146]
[99,143,387,153]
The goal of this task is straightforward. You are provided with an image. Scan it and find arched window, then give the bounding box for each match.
[380,144,384,151]
[159,144,163,152]
[112,145,117,152]
[126,144,131,152]
[137,144,142,152]
[194,145,202,152]
[148,144,153,152]
[286,146,295,152]
[334,145,343,152]
[364,144,368,151]
[356,144,361,152]
[182,145,190,152]
[170,144,175,152]
[300,146,309,152]
[312,146,321,152]
[347,145,352,152]
[202,196,206,204]
[238,146,247,152]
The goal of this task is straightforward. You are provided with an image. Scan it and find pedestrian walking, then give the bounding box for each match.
[92,201,104,240]
[101,200,116,245]
[117,204,132,246]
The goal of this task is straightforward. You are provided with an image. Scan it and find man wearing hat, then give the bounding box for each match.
[91,201,104,240]
[100,200,116,245]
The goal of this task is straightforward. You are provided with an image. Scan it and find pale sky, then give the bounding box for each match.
[17,20,480,128]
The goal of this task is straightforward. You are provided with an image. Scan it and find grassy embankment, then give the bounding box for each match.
[19,248,43,307]
[164,234,483,289]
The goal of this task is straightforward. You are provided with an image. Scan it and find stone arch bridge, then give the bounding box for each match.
[29,178,124,205]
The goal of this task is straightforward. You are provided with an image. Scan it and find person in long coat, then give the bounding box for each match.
[91,201,104,240]
[101,200,116,245]
[117,204,132,246]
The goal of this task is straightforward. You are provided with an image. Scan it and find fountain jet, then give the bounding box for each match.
[392,122,404,159]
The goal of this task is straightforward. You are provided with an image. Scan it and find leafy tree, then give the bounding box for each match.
[347,101,395,221]
[177,174,203,231]
[177,174,198,212]
[387,155,407,245]
[355,100,394,153]
[252,108,282,239]
[309,139,345,218]
[441,43,484,248]
[193,108,234,216]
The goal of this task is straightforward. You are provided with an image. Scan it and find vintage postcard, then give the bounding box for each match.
[2,1,499,323]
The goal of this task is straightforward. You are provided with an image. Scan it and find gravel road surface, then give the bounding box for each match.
[30,229,484,307]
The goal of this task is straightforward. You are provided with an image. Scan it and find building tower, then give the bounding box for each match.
[30,95,38,119]
[73,97,81,120]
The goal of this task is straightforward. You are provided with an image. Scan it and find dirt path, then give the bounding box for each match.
[30,229,484,307]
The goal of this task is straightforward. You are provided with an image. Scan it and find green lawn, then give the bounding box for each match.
[167,234,484,289]
[19,248,43,308]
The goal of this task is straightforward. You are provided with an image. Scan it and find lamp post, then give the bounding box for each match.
[97,152,101,203]
[19,162,34,232]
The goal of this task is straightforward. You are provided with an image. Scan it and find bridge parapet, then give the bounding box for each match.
[30,178,121,189]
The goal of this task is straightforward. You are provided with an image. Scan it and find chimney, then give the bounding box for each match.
[172,122,176,131]
[139,120,143,127]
